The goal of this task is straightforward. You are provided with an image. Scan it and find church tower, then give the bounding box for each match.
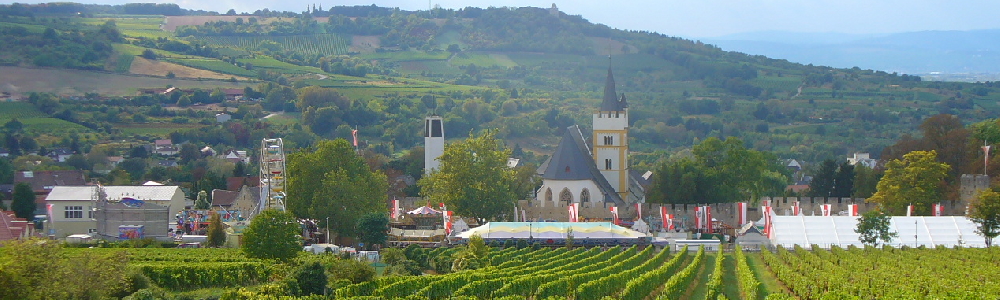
[424,116,444,174]
[593,64,629,200]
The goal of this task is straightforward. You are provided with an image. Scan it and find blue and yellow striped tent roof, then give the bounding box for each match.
[456,222,645,239]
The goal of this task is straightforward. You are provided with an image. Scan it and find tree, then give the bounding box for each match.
[289,261,327,296]
[0,239,130,299]
[12,182,34,220]
[969,188,1000,247]
[692,137,789,204]
[447,43,461,53]
[179,143,200,163]
[3,118,23,132]
[832,162,855,198]
[868,151,950,215]
[356,212,389,250]
[242,209,301,260]
[141,48,156,59]
[206,211,226,247]
[0,158,13,184]
[809,159,837,197]
[451,235,489,272]
[286,139,388,240]
[855,209,897,247]
[166,71,175,78]
[419,130,518,221]
[852,165,881,198]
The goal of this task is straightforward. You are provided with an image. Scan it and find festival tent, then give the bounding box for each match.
[769,216,986,249]
[407,206,441,215]
[455,222,650,245]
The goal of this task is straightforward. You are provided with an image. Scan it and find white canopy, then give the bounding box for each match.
[770,216,987,249]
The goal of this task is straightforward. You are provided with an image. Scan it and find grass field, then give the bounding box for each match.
[0,102,90,134]
[129,57,243,80]
[449,52,518,67]
[166,58,257,77]
[238,56,326,74]
[0,21,48,34]
[0,66,253,96]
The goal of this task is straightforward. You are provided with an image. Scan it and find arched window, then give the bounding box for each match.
[545,188,553,202]
[560,188,573,205]
[581,188,590,203]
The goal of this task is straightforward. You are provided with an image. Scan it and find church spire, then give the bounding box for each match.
[600,59,624,111]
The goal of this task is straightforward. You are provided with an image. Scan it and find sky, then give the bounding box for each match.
[11,0,1000,38]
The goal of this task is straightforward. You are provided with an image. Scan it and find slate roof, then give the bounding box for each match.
[600,66,627,112]
[538,125,624,205]
[211,189,238,207]
[226,176,260,191]
[14,170,87,192]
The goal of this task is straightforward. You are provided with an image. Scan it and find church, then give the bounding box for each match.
[535,65,648,207]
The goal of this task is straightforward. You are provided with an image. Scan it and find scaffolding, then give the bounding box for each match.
[259,138,287,213]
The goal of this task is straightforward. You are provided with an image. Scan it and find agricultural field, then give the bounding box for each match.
[0,102,91,135]
[79,17,172,39]
[0,66,253,96]
[237,56,327,74]
[164,58,257,77]
[359,50,451,62]
[129,57,245,80]
[448,53,518,68]
[201,34,350,56]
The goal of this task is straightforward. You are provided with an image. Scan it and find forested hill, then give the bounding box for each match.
[1,3,999,168]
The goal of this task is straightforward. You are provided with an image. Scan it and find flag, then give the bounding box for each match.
[660,206,668,229]
[849,204,859,216]
[521,209,527,223]
[934,203,943,216]
[763,205,771,236]
[667,214,675,230]
[610,206,619,224]
[705,206,712,232]
[821,204,832,216]
[391,199,400,219]
[907,204,913,217]
[792,201,800,216]
[635,203,642,220]
[444,211,454,235]
[568,204,578,222]
[737,202,747,225]
[766,206,775,239]
[984,145,991,173]
[352,129,358,147]
[694,206,702,230]
[46,204,53,222]
[764,199,771,207]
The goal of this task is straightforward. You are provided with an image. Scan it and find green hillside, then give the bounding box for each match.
[2,3,999,166]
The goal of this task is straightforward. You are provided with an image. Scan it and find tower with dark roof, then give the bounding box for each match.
[593,64,629,201]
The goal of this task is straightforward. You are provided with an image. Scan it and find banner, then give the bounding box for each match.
[763,199,771,207]
[907,204,913,217]
[705,206,712,232]
[391,199,400,219]
[934,203,943,216]
[694,206,702,230]
[635,203,642,220]
[849,204,859,216]
[610,206,619,224]
[821,204,832,216]
[659,206,669,230]
[444,211,454,235]
[766,206,775,239]
[792,201,800,216]
[521,209,527,223]
[352,129,359,147]
[737,202,747,225]
[667,214,674,230]
[568,203,579,222]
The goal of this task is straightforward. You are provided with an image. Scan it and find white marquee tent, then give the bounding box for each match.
[769,216,986,249]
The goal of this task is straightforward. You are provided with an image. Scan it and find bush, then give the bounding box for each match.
[289,261,327,296]
[328,258,376,284]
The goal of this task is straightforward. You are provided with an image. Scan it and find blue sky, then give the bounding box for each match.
[15,0,1000,37]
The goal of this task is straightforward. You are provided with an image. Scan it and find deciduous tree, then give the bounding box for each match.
[12,182,34,221]
[356,212,389,250]
[206,211,226,247]
[419,130,518,221]
[867,150,950,215]
[241,209,300,260]
[969,188,1000,247]
[855,209,897,247]
[286,139,388,240]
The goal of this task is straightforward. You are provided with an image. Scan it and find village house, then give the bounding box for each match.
[14,170,88,214]
[45,185,185,238]
[154,139,178,156]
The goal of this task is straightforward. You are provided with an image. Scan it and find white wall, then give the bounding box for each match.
[536,179,602,206]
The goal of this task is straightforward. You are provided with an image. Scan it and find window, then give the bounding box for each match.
[605,159,612,170]
[581,189,590,203]
[545,188,553,202]
[64,206,83,219]
[559,188,573,205]
[603,136,614,146]
[87,206,93,219]
[88,229,98,233]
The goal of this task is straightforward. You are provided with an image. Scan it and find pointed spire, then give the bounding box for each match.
[619,93,628,109]
[601,58,622,111]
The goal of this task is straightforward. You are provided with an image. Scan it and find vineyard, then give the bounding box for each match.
[0,102,90,134]
[201,34,351,56]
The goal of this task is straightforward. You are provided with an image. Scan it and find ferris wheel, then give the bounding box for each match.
[260,138,286,212]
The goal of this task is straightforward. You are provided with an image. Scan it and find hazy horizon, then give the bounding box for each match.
[5,0,1000,38]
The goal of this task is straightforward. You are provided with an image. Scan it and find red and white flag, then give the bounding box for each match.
[792,201,800,216]
[568,203,579,222]
[444,211,454,235]
[934,203,943,216]
[391,199,400,219]
[352,129,359,147]
[694,206,703,230]
[737,202,747,225]
[610,206,619,224]
[763,199,771,207]
[766,206,775,239]
[848,204,859,216]
[907,204,913,217]
[635,203,642,220]
[821,204,833,216]
[705,206,712,232]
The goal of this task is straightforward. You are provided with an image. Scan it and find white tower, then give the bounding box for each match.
[424,116,444,174]
[593,65,629,200]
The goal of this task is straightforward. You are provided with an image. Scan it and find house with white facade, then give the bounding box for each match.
[45,185,185,238]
